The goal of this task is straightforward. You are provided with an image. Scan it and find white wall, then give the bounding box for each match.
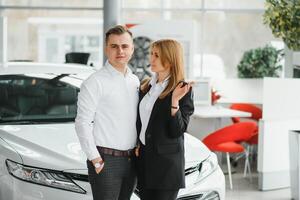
[212,78,263,104]
[258,78,300,190]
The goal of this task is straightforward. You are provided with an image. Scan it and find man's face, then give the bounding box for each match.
[105,33,134,68]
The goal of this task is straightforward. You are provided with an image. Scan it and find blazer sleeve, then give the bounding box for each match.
[168,88,195,138]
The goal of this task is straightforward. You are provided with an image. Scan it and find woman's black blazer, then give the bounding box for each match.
[136,87,194,190]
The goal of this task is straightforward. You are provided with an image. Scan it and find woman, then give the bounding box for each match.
[136,39,194,200]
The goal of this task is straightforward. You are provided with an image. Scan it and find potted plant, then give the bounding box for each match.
[237,45,283,78]
[263,0,300,51]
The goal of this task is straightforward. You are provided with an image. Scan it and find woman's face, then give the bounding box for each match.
[150,47,170,74]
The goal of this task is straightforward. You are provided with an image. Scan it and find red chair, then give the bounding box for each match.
[202,122,257,189]
[230,103,262,123]
[230,103,262,175]
[230,103,262,143]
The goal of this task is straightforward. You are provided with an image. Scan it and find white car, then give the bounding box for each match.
[0,62,225,200]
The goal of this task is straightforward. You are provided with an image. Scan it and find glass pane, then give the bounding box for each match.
[122,0,161,8]
[0,74,79,120]
[205,0,265,10]
[160,11,279,78]
[163,0,202,9]
[4,9,103,66]
[1,0,103,7]
[165,11,203,79]
[122,11,161,22]
[202,12,279,78]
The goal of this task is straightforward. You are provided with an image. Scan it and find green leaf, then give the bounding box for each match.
[237,45,283,78]
[264,0,300,50]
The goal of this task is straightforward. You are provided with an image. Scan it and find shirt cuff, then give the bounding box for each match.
[87,148,102,161]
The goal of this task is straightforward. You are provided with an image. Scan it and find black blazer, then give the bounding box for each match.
[136,86,194,190]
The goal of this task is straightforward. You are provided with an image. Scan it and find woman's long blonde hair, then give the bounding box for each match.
[141,39,185,99]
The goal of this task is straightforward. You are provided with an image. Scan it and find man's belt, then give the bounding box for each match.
[97,146,134,157]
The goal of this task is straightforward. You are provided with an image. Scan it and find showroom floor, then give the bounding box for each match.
[223,159,291,200]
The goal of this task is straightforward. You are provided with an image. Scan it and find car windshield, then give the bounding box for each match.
[0,74,82,124]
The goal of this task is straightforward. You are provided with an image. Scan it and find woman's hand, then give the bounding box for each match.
[91,157,104,174]
[172,81,193,104]
[171,81,193,116]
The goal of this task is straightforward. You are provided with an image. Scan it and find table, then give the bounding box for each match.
[193,105,252,119]
[192,105,252,129]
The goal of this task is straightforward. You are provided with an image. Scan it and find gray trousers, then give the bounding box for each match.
[87,153,137,200]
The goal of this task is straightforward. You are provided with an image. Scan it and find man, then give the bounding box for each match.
[75,25,139,200]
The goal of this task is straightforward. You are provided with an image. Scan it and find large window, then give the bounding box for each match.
[121,0,280,78]
[1,1,102,66]
[1,0,102,8]
[201,12,276,78]
[1,0,280,78]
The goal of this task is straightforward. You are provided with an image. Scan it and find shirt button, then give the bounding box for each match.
[146,135,151,139]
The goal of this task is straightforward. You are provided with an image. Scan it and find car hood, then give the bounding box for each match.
[0,123,210,171]
[184,133,211,166]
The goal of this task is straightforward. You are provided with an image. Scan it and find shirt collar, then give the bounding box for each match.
[149,73,170,89]
[105,61,131,76]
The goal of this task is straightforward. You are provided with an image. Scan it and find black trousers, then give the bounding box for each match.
[139,189,179,200]
[87,153,137,200]
[137,144,179,200]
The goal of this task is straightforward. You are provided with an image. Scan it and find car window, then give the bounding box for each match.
[0,74,80,124]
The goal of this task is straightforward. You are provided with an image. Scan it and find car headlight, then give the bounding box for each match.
[6,159,86,194]
[197,153,218,183]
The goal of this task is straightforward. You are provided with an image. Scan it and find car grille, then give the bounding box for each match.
[64,172,89,182]
[134,190,204,200]
[185,163,201,176]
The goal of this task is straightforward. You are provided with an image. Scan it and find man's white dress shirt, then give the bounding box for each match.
[75,61,140,160]
[139,74,169,145]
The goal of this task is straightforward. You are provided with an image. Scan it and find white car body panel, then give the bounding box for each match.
[0,62,97,75]
[0,124,87,170]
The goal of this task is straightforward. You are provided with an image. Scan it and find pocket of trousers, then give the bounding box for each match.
[86,160,97,184]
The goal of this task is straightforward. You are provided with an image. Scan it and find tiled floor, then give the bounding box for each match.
[223,160,291,200]
[225,172,291,200]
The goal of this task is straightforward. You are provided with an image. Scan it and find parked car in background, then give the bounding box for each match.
[0,62,225,200]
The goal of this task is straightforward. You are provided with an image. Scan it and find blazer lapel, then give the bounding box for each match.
[138,86,167,135]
